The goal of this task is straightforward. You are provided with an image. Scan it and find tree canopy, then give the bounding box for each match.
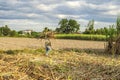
[56,18,80,33]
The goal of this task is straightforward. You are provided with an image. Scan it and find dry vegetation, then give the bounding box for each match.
[0,37,120,80]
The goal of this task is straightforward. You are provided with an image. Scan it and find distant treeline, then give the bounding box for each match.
[0,25,40,38]
[55,19,117,35]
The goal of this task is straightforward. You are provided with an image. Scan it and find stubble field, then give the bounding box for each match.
[0,37,120,80]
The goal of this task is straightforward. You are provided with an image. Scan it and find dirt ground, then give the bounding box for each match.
[0,37,106,50]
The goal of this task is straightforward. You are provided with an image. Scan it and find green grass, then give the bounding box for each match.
[54,34,107,41]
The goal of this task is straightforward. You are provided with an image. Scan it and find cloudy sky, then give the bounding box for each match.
[0,0,120,31]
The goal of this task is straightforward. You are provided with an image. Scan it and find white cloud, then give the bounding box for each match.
[90,2,120,16]
[66,1,88,9]
[57,14,66,19]
[56,14,87,19]
[65,0,120,17]
[36,4,58,11]
[108,5,117,10]
[103,10,120,16]
[66,0,98,9]
[27,13,40,18]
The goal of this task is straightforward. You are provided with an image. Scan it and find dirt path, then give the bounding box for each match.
[0,37,106,50]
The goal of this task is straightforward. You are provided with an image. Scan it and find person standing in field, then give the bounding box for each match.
[45,38,52,56]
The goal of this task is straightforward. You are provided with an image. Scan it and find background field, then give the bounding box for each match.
[0,37,105,50]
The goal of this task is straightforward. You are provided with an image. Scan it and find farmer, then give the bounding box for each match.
[45,38,52,56]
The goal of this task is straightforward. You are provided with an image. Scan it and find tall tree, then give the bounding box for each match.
[58,18,68,33]
[87,19,94,34]
[68,19,80,33]
[58,18,80,33]
[84,20,94,34]
[116,15,120,35]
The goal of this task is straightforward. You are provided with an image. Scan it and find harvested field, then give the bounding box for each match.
[0,37,120,80]
[0,37,105,50]
[0,49,120,80]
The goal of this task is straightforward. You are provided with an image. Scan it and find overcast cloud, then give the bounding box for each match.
[0,0,120,31]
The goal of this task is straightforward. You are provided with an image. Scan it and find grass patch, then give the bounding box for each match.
[4,50,17,55]
[3,48,45,55]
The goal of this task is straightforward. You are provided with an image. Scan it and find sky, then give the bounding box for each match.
[0,0,120,32]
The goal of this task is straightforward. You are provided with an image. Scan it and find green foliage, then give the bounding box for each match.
[55,34,106,41]
[43,27,52,33]
[107,25,117,39]
[18,31,23,34]
[10,30,18,37]
[31,31,40,38]
[57,18,80,33]
[84,20,95,34]
[0,25,19,37]
[116,15,120,35]
[58,18,68,33]
[0,28,2,36]
[105,25,117,54]
[55,28,61,33]
[5,50,16,55]
[95,28,106,35]
[0,25,11,36]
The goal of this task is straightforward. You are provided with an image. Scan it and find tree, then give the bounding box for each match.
[18,31,23,34]
[87,19,94,34]
[31,31,40,38]
[68,19,80,33]
[58,18,80,33]
[43,27,52,33]
[10,30,18,37]
[2,25,11,36]
[0,28,3,36]
[116,15,120,35]
[105,25,117,54]
[55,28,61,33]
[42,27,53,38]
[84,20,95,34]
[58,18,68,33]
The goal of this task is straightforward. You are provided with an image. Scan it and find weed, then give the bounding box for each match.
[5,50,16,54]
